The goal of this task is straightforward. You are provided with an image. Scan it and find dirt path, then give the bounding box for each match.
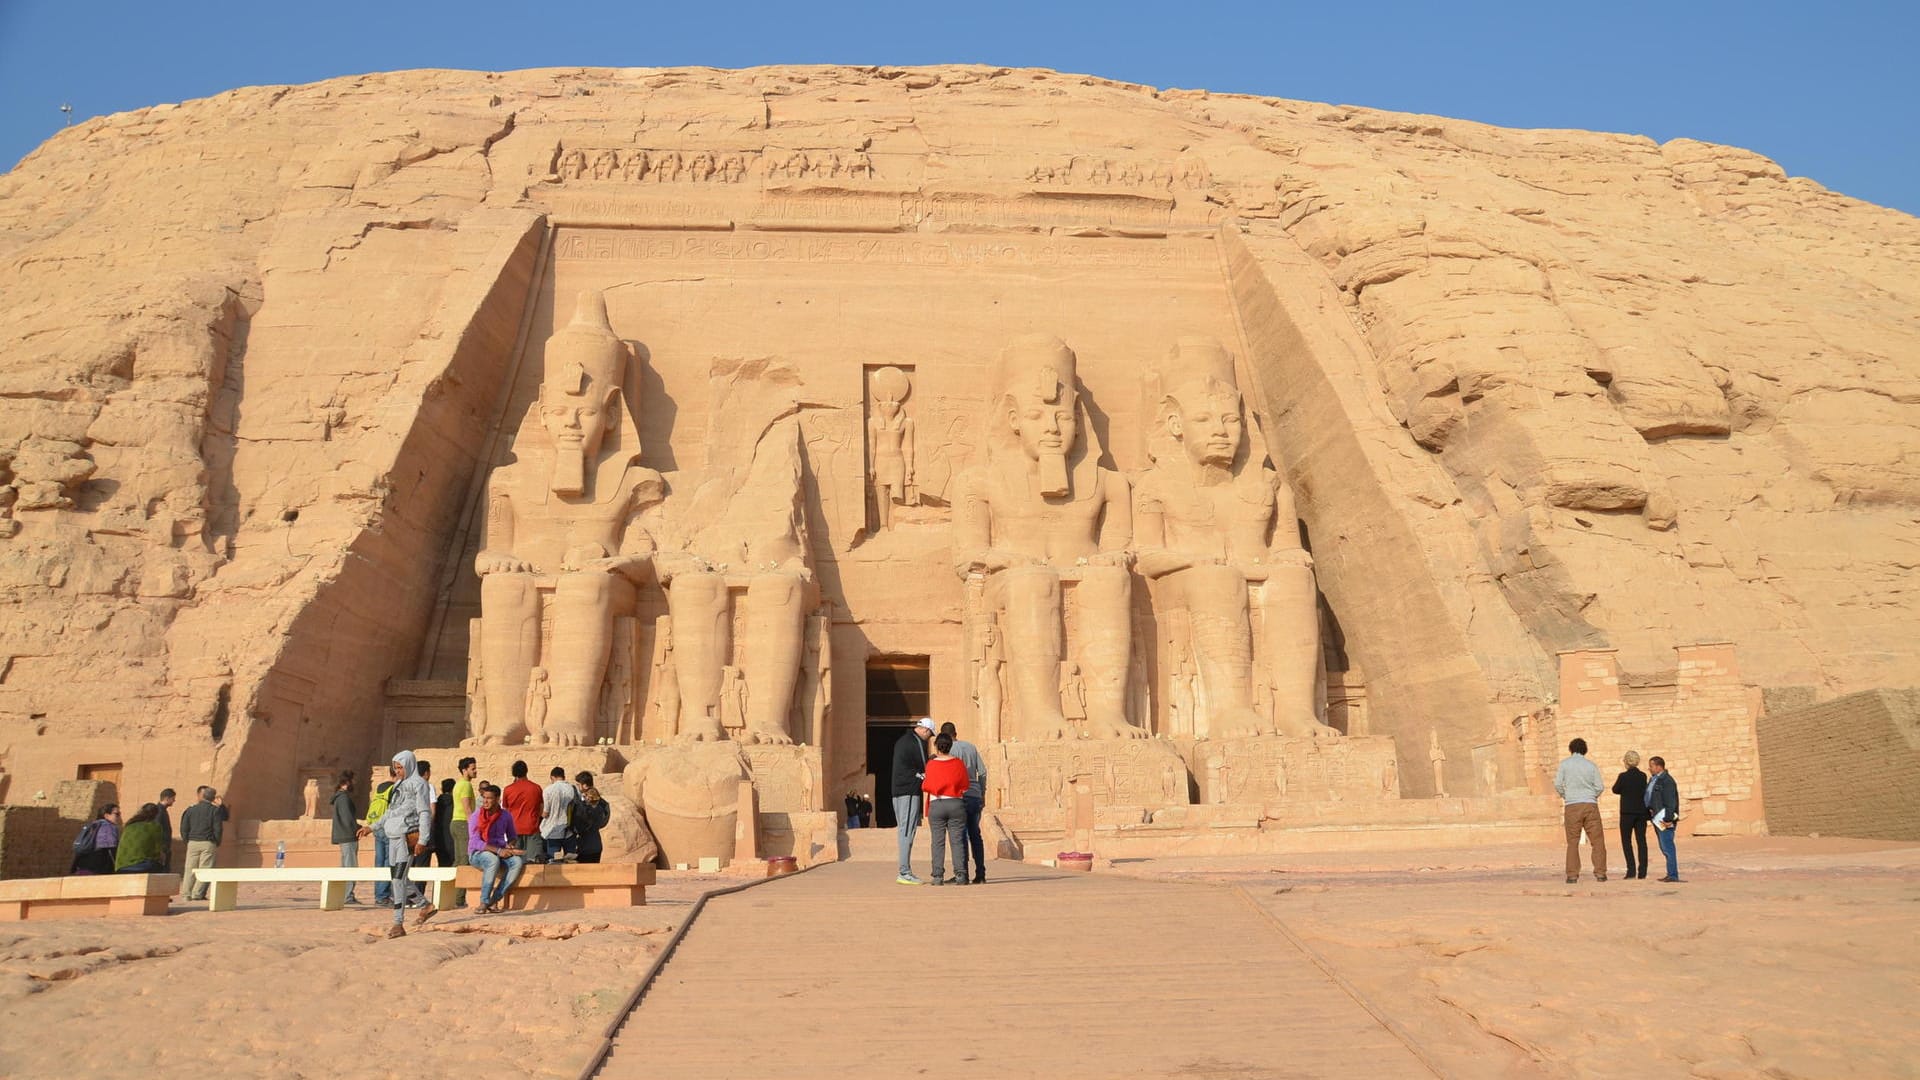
[597,841,1437,1080]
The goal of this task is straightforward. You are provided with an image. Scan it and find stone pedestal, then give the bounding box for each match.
[1177,734,1400,806]
[992,738,1192,811]
[621,742,825,866]
[401,746,627,791]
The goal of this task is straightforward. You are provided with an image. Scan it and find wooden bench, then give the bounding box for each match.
[196,866,460,913]
[454,862,654,910]
[0,874,180,921]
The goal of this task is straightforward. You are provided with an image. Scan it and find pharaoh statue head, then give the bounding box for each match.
[1156,338,1247,471]
[870,366,911,421]
[991,335,1083,497]
[535,290,639,496]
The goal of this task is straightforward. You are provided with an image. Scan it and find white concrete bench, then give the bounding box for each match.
[0,873,180,921]
[195,866,459,912]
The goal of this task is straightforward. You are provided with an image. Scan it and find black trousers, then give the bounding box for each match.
[1619,815,1650,878]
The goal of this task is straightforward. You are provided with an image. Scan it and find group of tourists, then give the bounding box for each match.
[329,752,613,937]
[890,718,988,886]
[1556,737,1683,883]
[70,786,233,893]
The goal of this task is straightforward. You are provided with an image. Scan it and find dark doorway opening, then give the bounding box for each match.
[866,657,930,829]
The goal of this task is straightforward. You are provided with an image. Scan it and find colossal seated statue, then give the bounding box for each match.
[952,335,1141,741]
[471,290,813,748]
[1133,338,1332,739]
[473,291,660,746]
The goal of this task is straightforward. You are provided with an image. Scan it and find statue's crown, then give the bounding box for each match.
[546,290,626,399]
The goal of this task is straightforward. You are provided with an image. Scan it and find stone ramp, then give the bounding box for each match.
[597,857,1435,1079]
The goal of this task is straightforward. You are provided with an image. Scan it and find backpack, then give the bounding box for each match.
[366,781,394,824]
[72,819,105,854]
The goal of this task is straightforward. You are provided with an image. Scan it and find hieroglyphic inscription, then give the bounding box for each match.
[552,229,1216,269]
[1026,156,1212,191]
[998,739,1191,810]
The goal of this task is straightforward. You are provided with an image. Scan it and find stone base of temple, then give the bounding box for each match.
[990,733,1403,811]
[994,793,1563,859]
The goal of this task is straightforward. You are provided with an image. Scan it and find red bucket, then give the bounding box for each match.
[1056,851,1094,873]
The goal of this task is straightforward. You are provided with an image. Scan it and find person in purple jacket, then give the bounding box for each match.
[467,782,526,914]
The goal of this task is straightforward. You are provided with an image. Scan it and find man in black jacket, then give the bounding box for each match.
[891,719,935,885]
[1647,756,1682,882]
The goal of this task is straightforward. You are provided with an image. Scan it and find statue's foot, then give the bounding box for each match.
[1088,716,1148,739]
[1211,707,1273,741]
[1029,719,1075,741]
[744,727,795,746]
[552,732,587,748]
[1275,711,1338,739]
[475,734,508,747]
[678,723,725,743]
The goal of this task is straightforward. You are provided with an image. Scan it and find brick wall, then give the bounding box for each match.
[1540,644,1765,837]
[1756,689,1920,841]
[0,780,117,879]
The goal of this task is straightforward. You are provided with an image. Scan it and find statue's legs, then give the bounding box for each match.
[1076,565,1145,738]
[1171,565,1269,739]
[546,572,629,746]
[668,571,729,741]
[1257,563,1333,737]
[478,573,540,744]
[990,566,1072,741]
[741,571,805,744]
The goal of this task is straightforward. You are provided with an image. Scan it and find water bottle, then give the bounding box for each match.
[275,840,286,869]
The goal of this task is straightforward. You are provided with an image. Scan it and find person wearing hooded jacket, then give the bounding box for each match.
[382,750,437,938]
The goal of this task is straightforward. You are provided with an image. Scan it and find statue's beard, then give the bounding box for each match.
[549,444,587,496]
[1038,449,1069,498]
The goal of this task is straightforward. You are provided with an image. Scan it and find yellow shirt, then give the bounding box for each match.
[452,778,476,822]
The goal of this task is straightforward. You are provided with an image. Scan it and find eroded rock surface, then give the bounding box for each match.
[0,65,1914,810]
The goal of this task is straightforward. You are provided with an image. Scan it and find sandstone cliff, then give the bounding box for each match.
[1,65,1914,809]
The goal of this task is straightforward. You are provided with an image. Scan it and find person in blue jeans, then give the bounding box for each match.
[941,721,989,884]
[467,783,526,913]
[1647,756,1683,882]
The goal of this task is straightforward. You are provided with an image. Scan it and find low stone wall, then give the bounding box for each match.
[0,780,118,879]
[1546,645,1765,837]
[1756,688,1920,841]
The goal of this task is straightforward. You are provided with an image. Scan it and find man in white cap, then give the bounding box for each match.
[890,719,936,884]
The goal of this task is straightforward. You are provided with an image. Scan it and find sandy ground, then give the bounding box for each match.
[0,869,752,1080]
[2,838,1915,1079]
[1112,837,1920,1080]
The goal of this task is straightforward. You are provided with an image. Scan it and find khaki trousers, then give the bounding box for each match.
[1563,803,1607,880]
[451,822,470,906]
[183,840,218,900]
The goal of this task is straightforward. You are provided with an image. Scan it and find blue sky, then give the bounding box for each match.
[2,0,1915,215]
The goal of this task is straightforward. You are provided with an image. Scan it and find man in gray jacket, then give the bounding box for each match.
[382,750,437,938]
[1554,737,1607,884]
[940,721,988,884]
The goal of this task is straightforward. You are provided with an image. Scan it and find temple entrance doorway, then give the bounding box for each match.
[864,656,930,829]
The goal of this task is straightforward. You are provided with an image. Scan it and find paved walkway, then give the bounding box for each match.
[597,835,1436,1079]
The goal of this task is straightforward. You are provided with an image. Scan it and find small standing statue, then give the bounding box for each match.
[524,666,551,738]
[866,366,916,531]
[1060,660,1088,722]
[1429,728,1448,798]
[303,777,321,820]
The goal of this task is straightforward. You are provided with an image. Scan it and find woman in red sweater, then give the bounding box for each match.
[921,732,972,885]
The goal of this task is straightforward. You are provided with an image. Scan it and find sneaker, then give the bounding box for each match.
[895,873,924,886]
[385,924,407,939]
[942,876,962,885]
[1658,876,1683,883]
[931,878,947,886]
[343,897,363,906]
[972,872,986,885]
[1565,876,1578,884]
[1596,875,1608,883]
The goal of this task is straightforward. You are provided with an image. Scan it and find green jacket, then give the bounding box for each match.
[114,821,168,870]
